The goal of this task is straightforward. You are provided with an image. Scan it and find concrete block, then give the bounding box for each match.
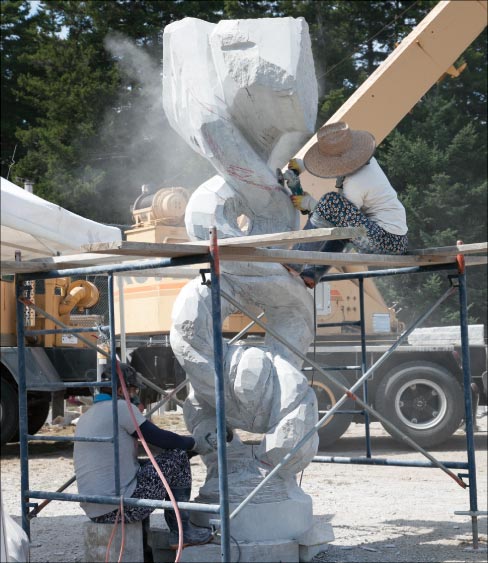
[82,519,144,562]
[148,529,175,563]
[180,538,299,563]
[297,516,334,563]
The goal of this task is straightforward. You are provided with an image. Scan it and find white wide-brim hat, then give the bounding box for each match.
[303,122,376,178]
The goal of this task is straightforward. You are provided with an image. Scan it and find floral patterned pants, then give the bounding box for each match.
[293,192,408,284]
[313,192,408,254]
[91,449,191,524]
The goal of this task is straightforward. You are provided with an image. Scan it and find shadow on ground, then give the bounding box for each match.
[320,517,488,563]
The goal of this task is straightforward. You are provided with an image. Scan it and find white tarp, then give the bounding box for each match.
[1,177,121,262]
[1,490,30,563]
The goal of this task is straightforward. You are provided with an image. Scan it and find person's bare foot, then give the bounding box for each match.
[300,274,316,289]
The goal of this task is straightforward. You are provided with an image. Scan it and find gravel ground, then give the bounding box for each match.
[1,413,486,563]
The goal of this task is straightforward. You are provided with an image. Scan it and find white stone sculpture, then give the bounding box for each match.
[165,17,319,541]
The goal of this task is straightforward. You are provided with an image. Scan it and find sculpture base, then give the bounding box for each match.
[148,514,334,563]
[191,493,313,542]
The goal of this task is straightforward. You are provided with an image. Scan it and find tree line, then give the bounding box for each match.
[1,0,486,325]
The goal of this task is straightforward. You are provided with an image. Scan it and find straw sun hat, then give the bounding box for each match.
[303,122,376,178]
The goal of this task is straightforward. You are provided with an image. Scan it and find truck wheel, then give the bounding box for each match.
[309,371,354,449]
[11,395,51,441]
[1,379,19,446]
[375,362,464,448]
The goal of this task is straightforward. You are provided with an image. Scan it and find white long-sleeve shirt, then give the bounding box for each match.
[342,157,407,235]
[304,157,408,235]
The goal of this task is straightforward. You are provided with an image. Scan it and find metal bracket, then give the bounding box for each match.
[457,472,470,486]
[448,274,460,288]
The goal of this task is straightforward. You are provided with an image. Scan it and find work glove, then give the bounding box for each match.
[283,158,304,193]
[291,192,317,212]
[287,158,304,175]
[190,426,234,456]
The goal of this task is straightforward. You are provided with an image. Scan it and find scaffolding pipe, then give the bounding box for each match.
[28,476,77,519]
[317,321,361,328]
[209,227,231,563]
[27,435,113,443]
[317,263,456,282]
[146,379,190,417]
[313,456,470,469]
[117,275,128,362]
[18,254,211,281]
[28,381,108,390]
[107,274,121,496]
[358,278,371,458]
[223,284,465,523]
[26,491,220,513]
[16,281,31,537]
[25,326,104,335]
[303,365,361,371]
[228,312,266,345]
[456,251,479,548]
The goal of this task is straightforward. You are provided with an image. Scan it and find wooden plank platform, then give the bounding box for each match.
[409,242,487,256]
[183,226,365,247]
[1,229,486,275]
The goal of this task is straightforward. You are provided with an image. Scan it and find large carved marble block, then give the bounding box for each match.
[165,16,320,542]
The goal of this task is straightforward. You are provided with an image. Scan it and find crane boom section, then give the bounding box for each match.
[295,0,488,199]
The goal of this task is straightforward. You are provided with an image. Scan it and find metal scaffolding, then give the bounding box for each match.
[10,233,486,562]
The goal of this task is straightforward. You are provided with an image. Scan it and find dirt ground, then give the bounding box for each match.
[1,413,487,563]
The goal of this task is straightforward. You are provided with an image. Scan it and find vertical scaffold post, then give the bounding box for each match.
[456,244,478,548]
[209,226,231,563]
[107,273,121,495]
[16,277,30,537]
[358,277,371,458]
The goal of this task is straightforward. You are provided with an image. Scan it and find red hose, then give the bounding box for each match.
[115,359,185,562]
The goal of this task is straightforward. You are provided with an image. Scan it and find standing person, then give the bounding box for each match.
[289,121,408,288]
[73,363,213,549]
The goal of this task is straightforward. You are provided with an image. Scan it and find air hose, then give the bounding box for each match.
[115,359,185,562]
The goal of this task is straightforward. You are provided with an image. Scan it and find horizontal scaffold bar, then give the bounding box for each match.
[313,456,469,469]
[27,490,220,513]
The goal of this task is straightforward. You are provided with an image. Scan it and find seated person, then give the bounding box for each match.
[73,363,212,549]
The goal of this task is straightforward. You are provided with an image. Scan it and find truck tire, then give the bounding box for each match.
[1,378,19,446]
[375,362,464,448]
[11,395,51,442]
[309,371,354,449]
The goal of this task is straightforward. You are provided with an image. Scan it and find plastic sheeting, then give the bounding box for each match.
[1,492,30,563]
[1,177,121,262]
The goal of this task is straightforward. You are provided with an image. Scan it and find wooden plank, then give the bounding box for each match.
[3,240,486,275]
[85,235,487,258]
[84,240,209,257]
[218,247,488,268]
[83,227,363,256]
[465,255,488,267]
[409,242,487,256]
[184,226,365,248]
[1,255,140,274]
